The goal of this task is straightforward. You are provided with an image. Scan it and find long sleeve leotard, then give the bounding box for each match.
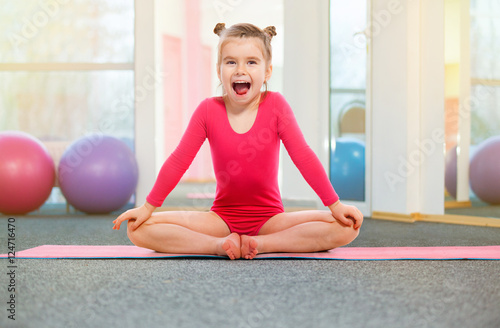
[146,92,338,235]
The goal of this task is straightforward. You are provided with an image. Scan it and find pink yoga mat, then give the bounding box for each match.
[1,245,499,260]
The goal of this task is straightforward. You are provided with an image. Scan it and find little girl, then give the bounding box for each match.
[113,23,363,260]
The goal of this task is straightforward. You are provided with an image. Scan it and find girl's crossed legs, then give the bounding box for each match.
[122,209,360,260]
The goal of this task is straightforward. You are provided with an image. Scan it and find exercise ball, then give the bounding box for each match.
[469,136,500,205]
[58,135,138,214]
[444,146,458,199]
[0,131,55,215]
[330,138,365,201]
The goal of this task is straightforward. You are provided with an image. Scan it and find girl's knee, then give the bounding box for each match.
[127,220,145,247]
[343,226,360,245]
[326,222,359,249]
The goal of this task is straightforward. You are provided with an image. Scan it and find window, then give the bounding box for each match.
[330,0,367,201]
[0,0,135,208]
[470,0,500,145]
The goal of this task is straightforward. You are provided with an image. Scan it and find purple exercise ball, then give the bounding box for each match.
[469,136,500,205]
[58,135,138,214]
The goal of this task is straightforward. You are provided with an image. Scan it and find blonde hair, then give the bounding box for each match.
[214,23,277,95]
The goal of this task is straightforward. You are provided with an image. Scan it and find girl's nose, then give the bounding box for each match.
[235,64,247,75]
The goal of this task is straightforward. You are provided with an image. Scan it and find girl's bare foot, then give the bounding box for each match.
[241,235,259,259]
[217,233,241,260]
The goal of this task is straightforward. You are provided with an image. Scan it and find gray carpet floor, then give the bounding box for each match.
[0,215,499,328]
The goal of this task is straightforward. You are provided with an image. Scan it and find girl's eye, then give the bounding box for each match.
[226,60,236,65]
[248,61,257,65]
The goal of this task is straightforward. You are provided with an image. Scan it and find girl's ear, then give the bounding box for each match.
[216,63,221,81]
[265,64,273,82]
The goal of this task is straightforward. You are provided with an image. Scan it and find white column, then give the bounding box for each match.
[371,0,445,215]
[134,0,158,205]
[420,0,445,213]
[456,0,471,202]
[282,0,330,205]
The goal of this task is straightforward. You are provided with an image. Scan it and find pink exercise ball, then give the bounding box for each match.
[0,131,55,215]
[469,136,500,205]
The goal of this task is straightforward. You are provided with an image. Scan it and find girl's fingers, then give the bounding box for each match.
[330,202,363,229]
[345,208,363,229]
[112,219,123,230]
[130,216,146,231]
[113,213,125,225]
[337,215,354,227]
[112,213,132,230]
[353,210,363,229]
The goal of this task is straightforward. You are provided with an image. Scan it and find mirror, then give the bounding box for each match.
[444,0,500,219]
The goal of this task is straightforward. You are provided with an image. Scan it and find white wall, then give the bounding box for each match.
[281,0,330,206]
[134,0,157,205]
[371,0,409,213]
[371,0,445,215]
[154,0,185,171]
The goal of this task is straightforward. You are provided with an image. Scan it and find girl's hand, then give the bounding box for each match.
[328,201,363,230]
[112,202,156,231]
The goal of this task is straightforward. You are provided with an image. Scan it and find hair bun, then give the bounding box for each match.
[263,26,277,39]
[214,23,226,36]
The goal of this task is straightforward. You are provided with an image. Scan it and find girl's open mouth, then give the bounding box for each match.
[232,82,251,95]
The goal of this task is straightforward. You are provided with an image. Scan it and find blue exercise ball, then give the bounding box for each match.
[58,135,138,214]
[330,138,365,201]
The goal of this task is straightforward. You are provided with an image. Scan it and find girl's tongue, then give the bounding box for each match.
[233,82,250,95]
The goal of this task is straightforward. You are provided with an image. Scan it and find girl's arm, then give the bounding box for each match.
[146,101,209,207]
[276,93,338,205]
[275,93,362,228]
[113,101,209,230]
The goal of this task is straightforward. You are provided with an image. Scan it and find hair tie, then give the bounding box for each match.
[214,23,226,36]
[263,26,277,39]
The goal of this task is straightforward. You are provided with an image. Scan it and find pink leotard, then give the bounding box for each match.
[146,92,339,235]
